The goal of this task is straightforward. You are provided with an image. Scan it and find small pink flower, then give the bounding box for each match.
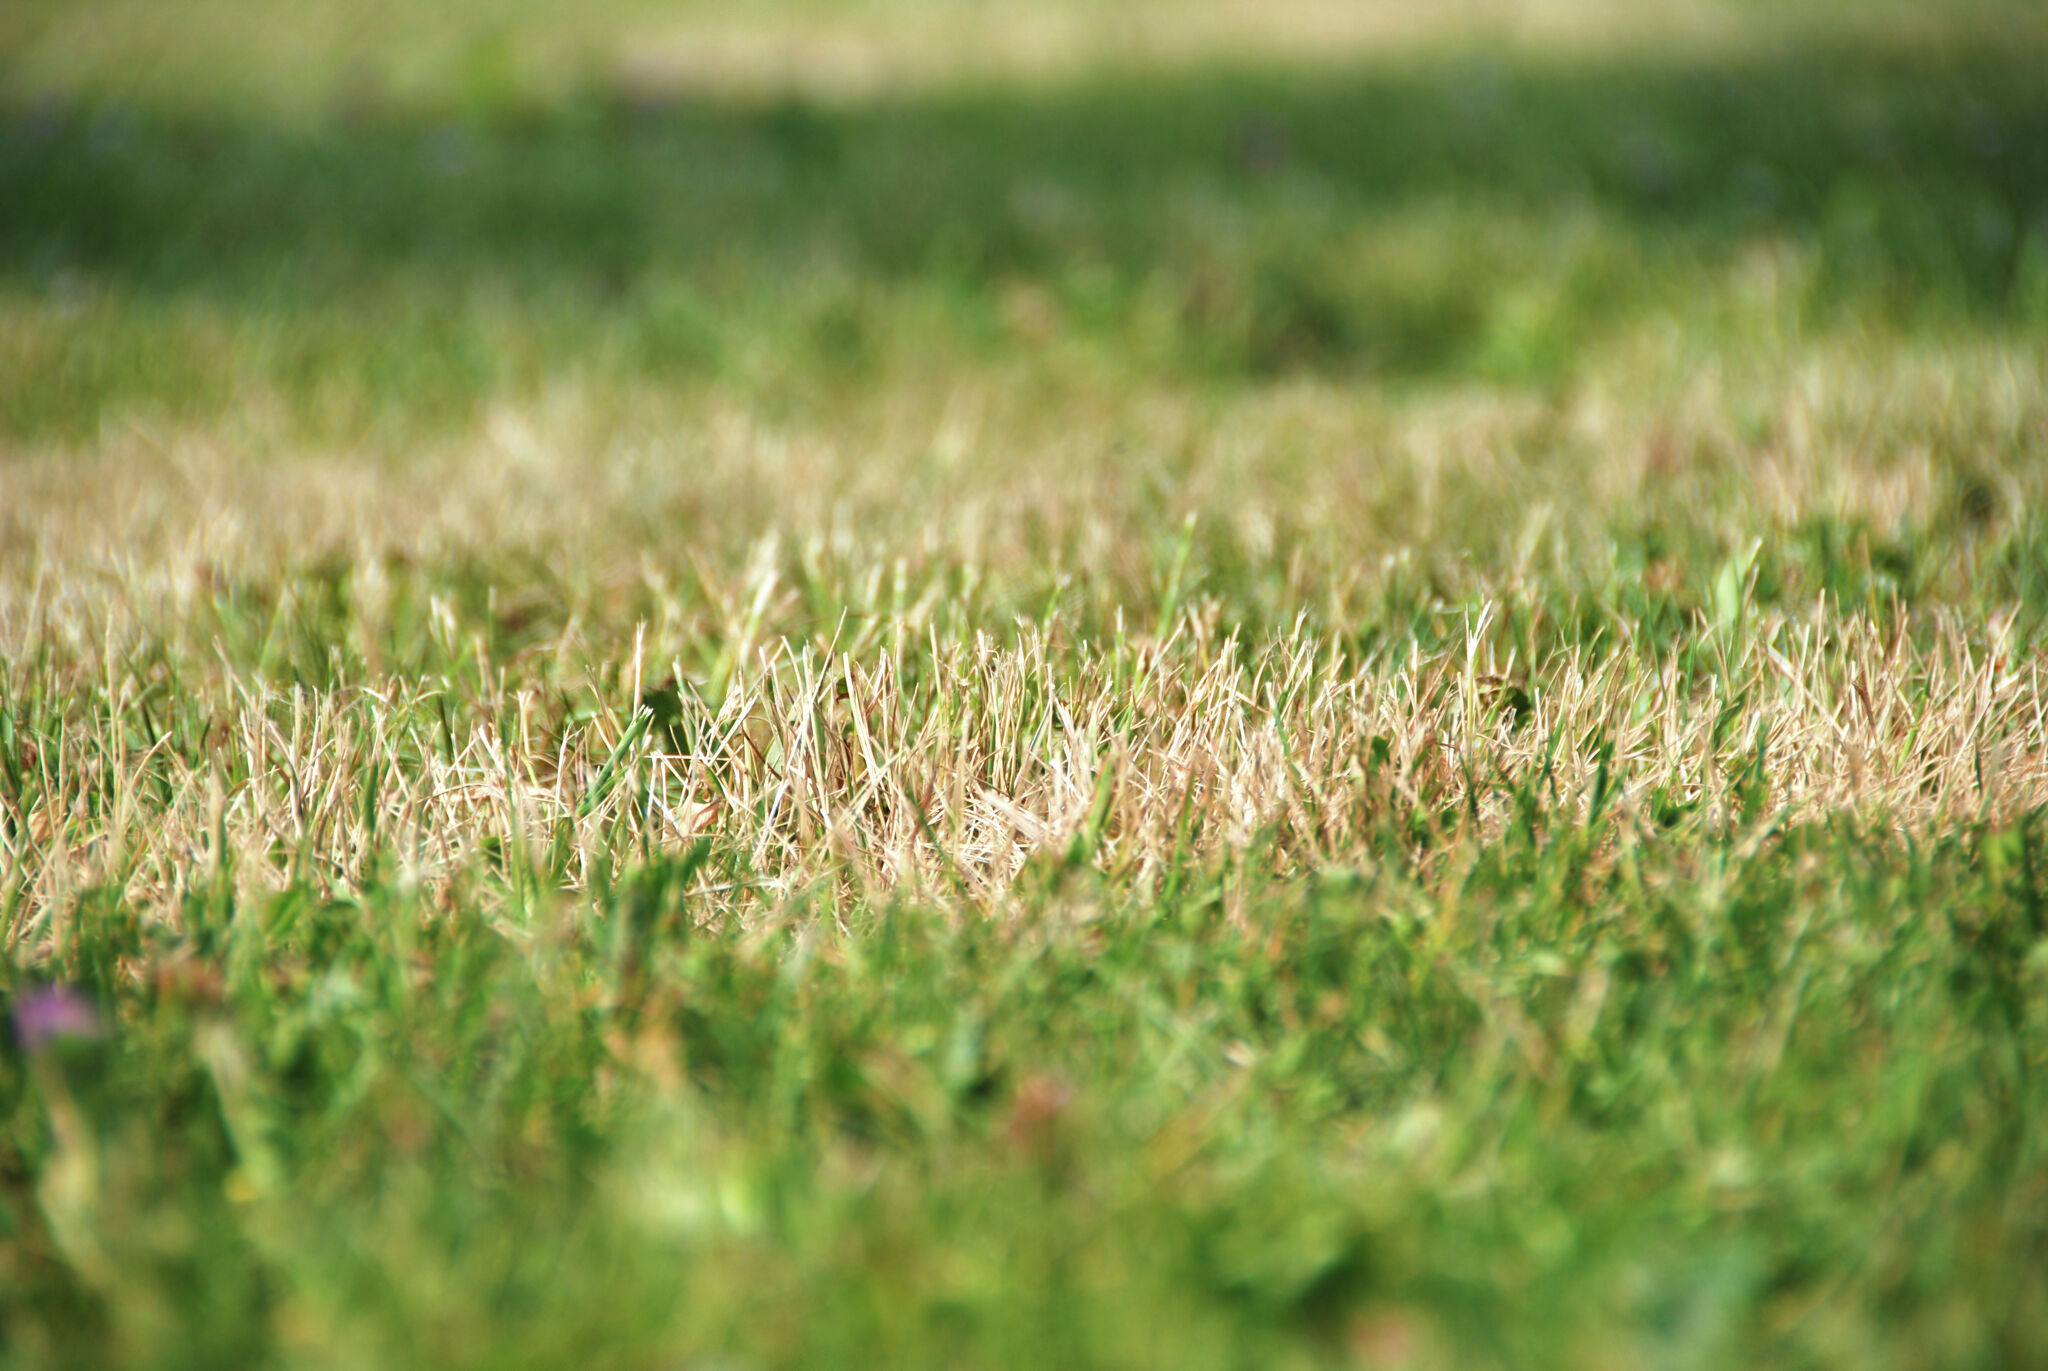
[11,986,104,1052]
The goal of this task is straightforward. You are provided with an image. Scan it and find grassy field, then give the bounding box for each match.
[5,1,2048,1366]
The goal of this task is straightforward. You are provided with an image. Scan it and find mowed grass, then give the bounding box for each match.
[5,2,2048,1367]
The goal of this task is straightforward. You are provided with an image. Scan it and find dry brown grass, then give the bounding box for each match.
[5,342,2045,945]
[8,598,2042,943]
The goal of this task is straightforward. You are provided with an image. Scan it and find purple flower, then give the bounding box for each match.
[11,986,104,1052]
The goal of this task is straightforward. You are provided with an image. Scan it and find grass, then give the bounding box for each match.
[4,1,2048,1366]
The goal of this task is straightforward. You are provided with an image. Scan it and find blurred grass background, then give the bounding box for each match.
[4,0,2046,446]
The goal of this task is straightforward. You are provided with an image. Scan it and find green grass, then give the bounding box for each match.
[5,25,2047,441]
[11,818,2048,1369]
[5,3,2048,1368]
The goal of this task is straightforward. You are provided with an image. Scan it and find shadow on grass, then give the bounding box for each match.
[3,33,2047,436]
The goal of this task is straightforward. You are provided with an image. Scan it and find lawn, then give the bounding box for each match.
[4,1,2048,1366]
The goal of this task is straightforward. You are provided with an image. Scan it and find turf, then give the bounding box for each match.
[4,2,2048,1367]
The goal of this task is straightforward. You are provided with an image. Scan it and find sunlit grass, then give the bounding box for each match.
[4,3,2048,1368]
